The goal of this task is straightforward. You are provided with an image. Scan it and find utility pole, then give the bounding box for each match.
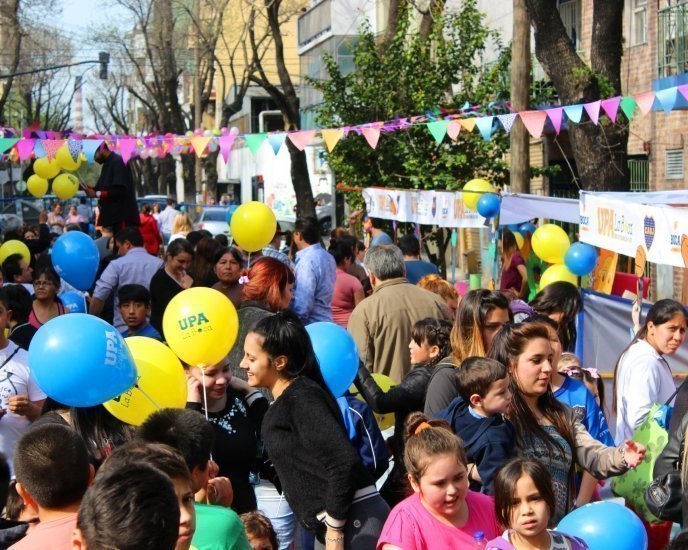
[510,0,530,193]
[194,0,203,204]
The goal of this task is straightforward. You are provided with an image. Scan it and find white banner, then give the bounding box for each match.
[361,188,487,228]
[579,192,688,268]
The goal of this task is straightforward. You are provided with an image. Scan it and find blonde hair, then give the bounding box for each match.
[171,212,193,235]
[417,274,459,304]
[558,352,581,372]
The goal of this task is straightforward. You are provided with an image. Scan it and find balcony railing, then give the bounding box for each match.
[298,0,332,48]
[658,2,688,78]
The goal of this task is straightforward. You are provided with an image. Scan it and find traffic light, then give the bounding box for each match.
[99,52,110,80]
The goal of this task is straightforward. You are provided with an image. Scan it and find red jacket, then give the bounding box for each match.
[139,213,162,255]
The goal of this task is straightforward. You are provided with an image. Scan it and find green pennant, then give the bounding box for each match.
[0,138,19,154]
[244,133,267,156]
[620,96,637,121]
[427,120,449,144]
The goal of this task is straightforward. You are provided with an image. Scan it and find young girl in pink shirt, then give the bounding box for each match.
[377,413,501,549]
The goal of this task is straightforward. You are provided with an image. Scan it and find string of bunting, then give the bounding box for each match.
[0,84,683,166]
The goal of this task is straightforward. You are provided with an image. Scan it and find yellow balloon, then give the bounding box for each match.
[55,144,82,171]
[539,263,578,289]
[531,224,571,264]
[52,172,79,199]
[104,337,187,426]
[349,373,396,431]
[229,201,277,252]
[0,240,30,264]
[462,179,494,211]
[33,157,60,180]
[514,232,524,250]
[163,287,239,368]
[27,174,49,198]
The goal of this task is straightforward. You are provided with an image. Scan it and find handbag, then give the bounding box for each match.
[644,469,683,524]
[611,376,688,523]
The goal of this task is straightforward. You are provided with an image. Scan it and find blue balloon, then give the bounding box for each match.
[60,291,86,314]
[28,314,137,407]
[51,231,99,291]
[564,242,598,276]
[305,322,359,398]
[519,222,537,236]
[476,193,501,218]
[226,205,239,224]
[505,224,520,232]
[557,501,647,550]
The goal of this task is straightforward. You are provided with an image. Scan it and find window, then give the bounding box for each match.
[632,0,648,45]
[558,0,581,48]
[665,149,684,179]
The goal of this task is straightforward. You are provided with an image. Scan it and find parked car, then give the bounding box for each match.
[193,206,230,237]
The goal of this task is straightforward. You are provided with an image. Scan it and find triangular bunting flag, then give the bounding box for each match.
[583,100,601,125]
[17,139,35,161]
[245,133,267,156]
[82,139,104,164]
[0,138,19,154]
[459,118,476,132]
[118,138,138,164]
[427,120,449,144]
[546,108,563,134]
[474,116,495,142]
[634,91,656,115]
[600,97,621,122]
[66,138,82,161]
[288,130,316,151]
[519,110,548,138]
[679,84,688,102]
[267,133,286,155]
[563,104,584,124]
[41,139,65,160]
[497,113,518,133]
[361,127,381,149]
[655,87,678,113]
[619,97,637,121]
[218,130,238,163]
[189,136,211,158]
[446,120,461,140]
[321,128,343,152]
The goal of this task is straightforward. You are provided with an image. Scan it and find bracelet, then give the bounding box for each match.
[619,445,628,468]
[325,534,344,543]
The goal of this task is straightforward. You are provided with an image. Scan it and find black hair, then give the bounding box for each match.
[328,240,355,266]
[502,230,518,252]
[77,462,179,550]
[117,284,151,307]
[32,264,60,287]
[114,226,144,248]
[356,240,366,252]
[166,238,194,258]
[100,441,191,484]
[456,356,508,402]
[214,234,229,247]
[2,254,25,284]
[214,246,244,266]
[0,454,9,512]
[294,217,320,245]
[369,217,385,230]
[70,405,134,468]
[411,317,452,368]
[14,424,90,508]
[398,234,421,257]
[529,281,582,351]
[137,408,214,472]
[2,284,31,324]
[185,230,205,248]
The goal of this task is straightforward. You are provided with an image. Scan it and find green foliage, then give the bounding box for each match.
[311,0,512,207]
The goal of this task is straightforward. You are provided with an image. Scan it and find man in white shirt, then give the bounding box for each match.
[157,197,180,244]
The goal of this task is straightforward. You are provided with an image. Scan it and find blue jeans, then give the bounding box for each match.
[255,480,295,550]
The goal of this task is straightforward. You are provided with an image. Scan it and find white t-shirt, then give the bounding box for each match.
[0,341,47,474]
[614,338,676,444]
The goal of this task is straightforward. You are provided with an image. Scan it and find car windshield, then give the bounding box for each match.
[203,209,226,221]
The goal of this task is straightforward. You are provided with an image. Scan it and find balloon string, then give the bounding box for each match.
[134,385,161,410]
[200,367,214,463]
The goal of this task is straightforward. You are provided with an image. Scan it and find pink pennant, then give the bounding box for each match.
[361,127,381,149]
[41,139,65,160]
[546,108,563,134]
[118,138,138,164]
[447,120,461,140]
[634,91,656,115]
[600,97,621,122]
[583,100,601,125]
[17,139,35,161]
[218,130,238,163]
[679,85,688,102]
[518,111,548,138]
[287,130,316,151]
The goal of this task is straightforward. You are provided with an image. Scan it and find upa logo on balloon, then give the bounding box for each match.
[178,312,211,338]
[104,329,127,367]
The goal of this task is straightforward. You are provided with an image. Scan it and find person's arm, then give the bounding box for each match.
[347,307,375,373]
[517,264,528,298]
[290,260,316,322]
[474,434,516,495]
[89,262,118,315]
[424,365,458,416]
[654,411,688,478]
[351,275,365,307]
[354,364,417,414]
[622,357,663,433]
[7,395,44,421]
[575,471,599,507]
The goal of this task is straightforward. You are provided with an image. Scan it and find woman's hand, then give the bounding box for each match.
[186,373,202,404]
[180,272,193,289]
[623,440,647,468]
[325,528,344,550]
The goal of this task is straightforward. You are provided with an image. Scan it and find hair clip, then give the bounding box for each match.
[581,367,600,379]
[238,275,249,284]
[414,421,432,435]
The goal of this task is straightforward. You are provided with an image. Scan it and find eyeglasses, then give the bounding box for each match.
[33,280,55,287]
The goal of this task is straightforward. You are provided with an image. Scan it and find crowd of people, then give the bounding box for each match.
[0,203,686,550]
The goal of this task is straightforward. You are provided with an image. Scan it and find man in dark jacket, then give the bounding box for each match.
[82,143,139,231]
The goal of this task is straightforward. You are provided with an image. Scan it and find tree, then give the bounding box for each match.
[312,0,512,273]
[524,0,629,191]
